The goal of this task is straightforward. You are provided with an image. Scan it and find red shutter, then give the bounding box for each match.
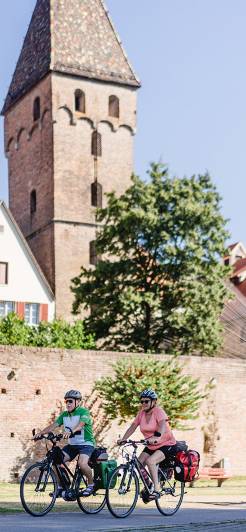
[40,304,48,322]
[16,302,25,318]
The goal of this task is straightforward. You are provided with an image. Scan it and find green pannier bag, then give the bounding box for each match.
[94,459,117,489]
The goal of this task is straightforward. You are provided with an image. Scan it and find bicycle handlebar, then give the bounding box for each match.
[118,438,152,446]
[33,432,63,443]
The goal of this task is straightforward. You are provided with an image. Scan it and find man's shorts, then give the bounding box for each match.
[62,444,95,461]
[143,443,178,458]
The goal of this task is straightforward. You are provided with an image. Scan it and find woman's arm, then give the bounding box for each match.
[118,421,138,443]
[147,419,166,445]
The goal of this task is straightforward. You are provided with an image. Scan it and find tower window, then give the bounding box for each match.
[30,190,37,215]
[91,182,102,208]
[33,97,41,121]
[75,89,86,113]
[91,131,102,157]
[89,241,101,266]
[109,95,120,118]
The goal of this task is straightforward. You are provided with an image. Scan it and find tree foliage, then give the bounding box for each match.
[94,356,206,429]
[0,313,95,349]
[72,163,230,355]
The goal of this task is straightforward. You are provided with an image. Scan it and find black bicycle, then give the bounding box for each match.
[106,439,185,518]
[20,432,107,517]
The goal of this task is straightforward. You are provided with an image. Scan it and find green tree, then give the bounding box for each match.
[72,164,230,355]
[0,313,95,349]
[94,356,206,429]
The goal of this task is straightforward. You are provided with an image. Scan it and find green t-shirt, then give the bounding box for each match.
[56,406,95,446]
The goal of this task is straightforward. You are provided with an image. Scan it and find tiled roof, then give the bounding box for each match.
[2,0,140,114]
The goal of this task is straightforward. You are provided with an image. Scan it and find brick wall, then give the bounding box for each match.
[1,347,246,481]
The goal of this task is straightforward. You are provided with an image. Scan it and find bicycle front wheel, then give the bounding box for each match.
[20,462,57,517]
[106,464,139,518]
[156,466,184,516]
[76,473,106,514]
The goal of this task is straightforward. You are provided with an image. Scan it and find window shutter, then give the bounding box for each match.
[40,304,48,322]
[16,302,25,318]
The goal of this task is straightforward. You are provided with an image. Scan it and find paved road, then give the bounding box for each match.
[1,505,246,532]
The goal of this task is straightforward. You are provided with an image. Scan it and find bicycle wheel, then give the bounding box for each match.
[106,464,139,518]
[20,462,57,517]
[156,466,184,516]
[76,473,106,514]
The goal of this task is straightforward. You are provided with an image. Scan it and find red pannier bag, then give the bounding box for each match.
[174,450,200,482]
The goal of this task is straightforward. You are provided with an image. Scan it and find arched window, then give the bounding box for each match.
[75,89,86,113]
[33,97,41,121]
[109,95,120,118]
[91,131,102,157]
[30,189,37,215]
[91,182,102,207]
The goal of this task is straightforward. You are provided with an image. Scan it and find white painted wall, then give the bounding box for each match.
[0,205,55,321]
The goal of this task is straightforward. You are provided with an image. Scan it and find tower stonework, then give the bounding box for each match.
[2,0,140,319]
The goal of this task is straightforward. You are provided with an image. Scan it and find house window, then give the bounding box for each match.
[25,303,40,325]
[0,263,8,284]
[109,95,120,118]
[0,301,15,318]
[75,89,86,113]
[30,189,37,215]
[91,131,102,157]
[91,182,102,207]
[33,97,41,121]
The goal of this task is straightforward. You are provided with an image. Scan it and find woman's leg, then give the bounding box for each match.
[146,450,165,491]
[138,451,150,467]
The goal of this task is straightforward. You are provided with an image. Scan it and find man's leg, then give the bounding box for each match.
[78,453,93,485]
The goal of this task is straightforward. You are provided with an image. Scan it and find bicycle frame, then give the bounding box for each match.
[121,442,153,495]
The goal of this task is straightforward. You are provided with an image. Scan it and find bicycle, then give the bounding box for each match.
[20,431,107,517]
[106,439,185,518]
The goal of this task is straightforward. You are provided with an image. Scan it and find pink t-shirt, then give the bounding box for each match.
[134,406,176,450]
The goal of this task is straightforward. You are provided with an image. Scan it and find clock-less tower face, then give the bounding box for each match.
[2,0,140,320]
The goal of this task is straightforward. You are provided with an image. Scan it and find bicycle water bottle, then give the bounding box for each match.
[140,466,152,488]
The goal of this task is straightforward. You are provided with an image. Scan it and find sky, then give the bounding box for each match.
[0,0,246,244]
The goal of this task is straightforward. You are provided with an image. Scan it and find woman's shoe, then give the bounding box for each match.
[148,490,161,500]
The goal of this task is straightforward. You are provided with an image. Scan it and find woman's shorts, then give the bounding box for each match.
[143,443,178,458]
[62,444,95,461]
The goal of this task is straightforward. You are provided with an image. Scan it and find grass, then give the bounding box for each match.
[1,477,246,514]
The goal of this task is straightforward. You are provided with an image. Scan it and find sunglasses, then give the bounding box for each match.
[65,399,74,404]
[140,399,151,404]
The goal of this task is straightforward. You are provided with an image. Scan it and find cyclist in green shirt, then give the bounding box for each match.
[34,389,96,496]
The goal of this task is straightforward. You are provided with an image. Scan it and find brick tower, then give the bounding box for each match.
[2,0,140,319]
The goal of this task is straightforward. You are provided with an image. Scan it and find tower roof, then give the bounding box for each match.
[2,0,140,114]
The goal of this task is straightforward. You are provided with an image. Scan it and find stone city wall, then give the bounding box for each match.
[0,345,245,481]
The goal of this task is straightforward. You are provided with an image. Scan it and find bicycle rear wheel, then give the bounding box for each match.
[106,464,139,518]
[76,473,106,514]
[156,466,184,516]
[20,462,57,517]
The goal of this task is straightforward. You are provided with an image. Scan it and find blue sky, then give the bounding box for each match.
[1,0,246,244]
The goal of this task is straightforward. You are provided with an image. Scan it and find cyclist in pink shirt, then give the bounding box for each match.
[118,389,178,498]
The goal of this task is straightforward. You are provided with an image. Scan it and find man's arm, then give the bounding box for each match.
[34,421,59,438]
